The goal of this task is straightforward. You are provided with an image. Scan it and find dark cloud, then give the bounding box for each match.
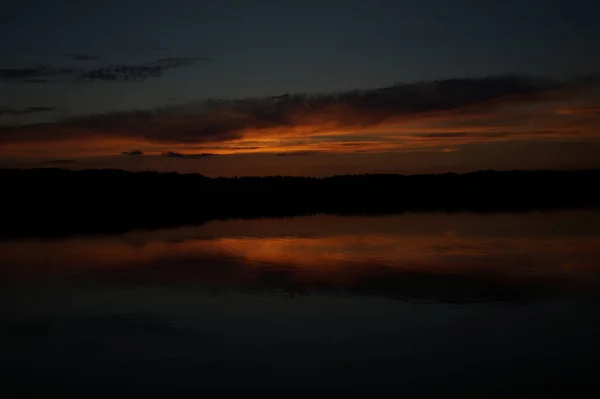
[187,153,218,158]
[308,133,398,143]
[43,159,75,164]
[75,57,210,82]
[276,151,315,156]
[163,151,185,158]
[121,150,144,156]
[0,56,209,83]
[226,146,262,150]
[0,106,58,116]
[162,151,217,158]
[0,66,77,82]
[0,75,594,147]
[0,67,41,80]
[78,64,164,82]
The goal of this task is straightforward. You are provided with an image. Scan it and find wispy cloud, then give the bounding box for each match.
[0,66,77,83]
[0,106,57,117]
[162,151,218,158]
[556,106,600,115]
[42,159,75,164]
[0,74,598,159]
[121,150,144,156]
[276,151,316,156]
[0,56,210,84]
[77,57,210,82]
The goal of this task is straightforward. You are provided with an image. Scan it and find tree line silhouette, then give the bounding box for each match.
[2,168,600,239]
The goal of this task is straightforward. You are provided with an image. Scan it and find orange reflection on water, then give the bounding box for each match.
[196,235,600,278]
[2,213,600,291]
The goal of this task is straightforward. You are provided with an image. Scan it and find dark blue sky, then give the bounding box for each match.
[3,0,600,110]
[2,0,600,175]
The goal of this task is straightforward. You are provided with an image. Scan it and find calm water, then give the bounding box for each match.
[2,211,600,397]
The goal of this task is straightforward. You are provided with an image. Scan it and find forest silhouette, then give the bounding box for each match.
[3,168,600,239]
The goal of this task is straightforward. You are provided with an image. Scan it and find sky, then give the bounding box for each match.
[1,0,600,176]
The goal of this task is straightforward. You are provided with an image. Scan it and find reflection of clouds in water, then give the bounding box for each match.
[3,221,600,398]
[178,234,599,272]
[2,230,600,281]
[2,212,600,302]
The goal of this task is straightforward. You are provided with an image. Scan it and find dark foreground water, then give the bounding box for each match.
[2,211,600,398]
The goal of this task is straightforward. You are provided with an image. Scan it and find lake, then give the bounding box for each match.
[2,211,600,398]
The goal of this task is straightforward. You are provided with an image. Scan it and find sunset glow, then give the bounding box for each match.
[1,75,599,174]
[4,214,600,288]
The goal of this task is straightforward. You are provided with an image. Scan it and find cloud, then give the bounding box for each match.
[163,151,185,158]
[42,159,75,164]
[226,146,262,150]
[121,150,144,156]
[556,106,600,115]
[0,56,210,83]
[0,106,57,116]
[78,63,167,82]
[442,148,458,153]
[276,151,316,156]
[75,57,211,82]
[0,66,78,82]
[0,74,598,158]
[162,151,218,158]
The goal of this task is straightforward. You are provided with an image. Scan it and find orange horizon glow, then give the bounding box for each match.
[1,76,599,163]
[2,112,600,160]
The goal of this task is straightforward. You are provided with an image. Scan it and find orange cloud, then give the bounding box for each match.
[556,106,600,115]
[0,74,598,160]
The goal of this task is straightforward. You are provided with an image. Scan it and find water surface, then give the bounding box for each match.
[3,211,600,397]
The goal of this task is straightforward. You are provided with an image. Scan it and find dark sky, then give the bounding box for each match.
[2,0,600,175]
